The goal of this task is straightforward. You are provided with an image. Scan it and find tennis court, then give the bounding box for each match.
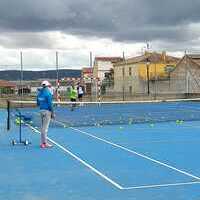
[1,99,200,200]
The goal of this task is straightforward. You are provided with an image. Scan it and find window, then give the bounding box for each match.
[129,86,132,94]
[129,67,132,76]
[122,68,125,76]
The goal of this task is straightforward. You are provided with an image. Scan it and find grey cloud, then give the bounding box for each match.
[0,0,200,45]
[0,32,54,49]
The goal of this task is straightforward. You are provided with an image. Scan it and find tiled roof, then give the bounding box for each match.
[146,52,179,63]
[0,80,16,87]
[187,54,200,65]
[95,57,123,62]
[114,52,180,66]
[82,68,93,73]
[187,54,200,59]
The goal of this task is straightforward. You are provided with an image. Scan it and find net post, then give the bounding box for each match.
[7,100,10,131]
[19,111,22,143]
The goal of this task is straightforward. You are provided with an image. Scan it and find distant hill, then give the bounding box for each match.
[0,69,81,81]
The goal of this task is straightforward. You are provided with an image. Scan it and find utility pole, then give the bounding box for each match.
[89,51,93,101]
[20,51,23,99]
[146,58,150,95]
[56,51,59,84]
[122,51,125,101]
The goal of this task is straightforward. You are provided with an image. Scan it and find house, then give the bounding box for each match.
[0,80,16,94]
[170,54,200,94]
[93,57,123,82]
[113,51,180,97]
[82,67,93,80]
[82,67,93,94]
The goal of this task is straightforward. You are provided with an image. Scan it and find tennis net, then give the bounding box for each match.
[7,98,200,129]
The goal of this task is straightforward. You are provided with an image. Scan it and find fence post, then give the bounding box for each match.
[7,100,10,131]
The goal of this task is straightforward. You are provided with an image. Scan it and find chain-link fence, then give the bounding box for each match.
[0,51,200,103]
[95,55,200,101]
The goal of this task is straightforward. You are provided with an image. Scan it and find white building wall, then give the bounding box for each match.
[97,61,114,81]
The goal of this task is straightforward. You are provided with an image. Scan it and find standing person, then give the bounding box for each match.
[77,83,84,102]
[69,85,77,111]
[37,80,54,148]
[48,85,54,97]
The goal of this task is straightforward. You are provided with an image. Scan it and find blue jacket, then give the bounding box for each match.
[37,87,53,112]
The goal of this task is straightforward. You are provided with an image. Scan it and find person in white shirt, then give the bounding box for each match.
[48,85,54,96]
[77,83,84,102]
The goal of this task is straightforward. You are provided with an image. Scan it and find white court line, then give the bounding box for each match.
[124,124,200,129]
[179,105,200,111]
[123,181,200,190]
[26,123,123,190]
[53,121,200,181]
[25,122,200,190]
[10,97,200,105]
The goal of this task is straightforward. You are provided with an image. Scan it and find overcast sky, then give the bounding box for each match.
[0,0,200,70]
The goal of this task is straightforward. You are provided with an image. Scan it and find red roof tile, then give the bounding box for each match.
[82,68,93,73]
[0,80,16,87]
[95,57,123,62]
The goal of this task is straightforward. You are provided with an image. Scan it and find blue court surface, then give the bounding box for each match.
[1,105,200,200]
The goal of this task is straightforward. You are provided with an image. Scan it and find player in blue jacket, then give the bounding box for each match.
[37,80,54,148]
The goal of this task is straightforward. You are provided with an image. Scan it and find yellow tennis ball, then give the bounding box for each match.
[15,118,20,125]
[150,123,154,127]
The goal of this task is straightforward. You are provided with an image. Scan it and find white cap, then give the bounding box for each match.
[41,80,51,87]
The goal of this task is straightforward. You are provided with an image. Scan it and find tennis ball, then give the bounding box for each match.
[15,121,20,125]
[119,126,123,129]
[150,123,154,127]
[95,123,101,127]
[179,120,184,124]
[15,118,20,125]
[128,118,133,124]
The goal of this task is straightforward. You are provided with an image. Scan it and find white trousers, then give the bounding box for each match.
[40,110,51,144]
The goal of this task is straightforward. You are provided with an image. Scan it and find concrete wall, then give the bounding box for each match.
[170,56,200,93]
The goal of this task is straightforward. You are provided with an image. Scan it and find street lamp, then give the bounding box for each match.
[146,59,150,95]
